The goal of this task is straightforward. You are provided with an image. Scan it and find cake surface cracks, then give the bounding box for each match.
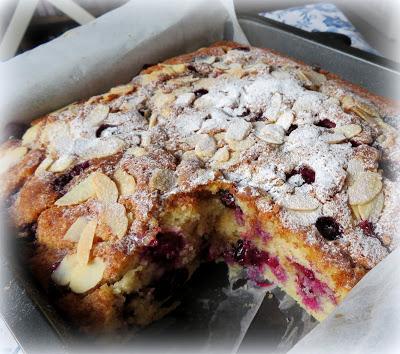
[1,41,399,332]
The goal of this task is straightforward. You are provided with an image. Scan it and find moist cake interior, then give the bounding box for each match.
[1,41,398,333]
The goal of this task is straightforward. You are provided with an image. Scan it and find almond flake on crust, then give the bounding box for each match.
[0,146,27,174]
[86,104,109,127]
[76,218,97,266]
[225,119,252,141]
[113,168,137,196]
[102,202,128,239]
[92,172,119,203]
[64,216,91,242]
[348,171,382,205]
[69,257,106,294]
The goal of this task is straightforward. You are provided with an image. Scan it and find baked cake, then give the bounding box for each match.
[1,42,399,333]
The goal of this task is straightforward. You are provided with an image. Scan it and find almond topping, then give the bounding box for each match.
[22,124,40,146]
[264,92,282,122]
[322,132,347,144]
[92,172,119,203]
[86,104,109,127]
[76,219,97,266]
[258,124,285,144]
[225,119,252,141]
[102,203,128,239]
[195,134,217,159]
[69,257,106,294]
[276,110,294,131]
[34,156,54,176]
[334,124,362,139]
[213,146,230,162]
[114,168,136,196]
[126,146,146,157]
[51,254,78,286]
[0,146,27,174]
[55,174,95,206]
[49,155,75,173]
[348,171,382,205]
[64,216,91,242]
[358,191,384,222]
[149,168,176,192]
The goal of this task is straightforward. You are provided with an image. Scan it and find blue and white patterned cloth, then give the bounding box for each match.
[260,2,380,55]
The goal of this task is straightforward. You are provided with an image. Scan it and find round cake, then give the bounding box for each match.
[1,41,399,332]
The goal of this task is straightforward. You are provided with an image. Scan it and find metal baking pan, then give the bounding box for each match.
[1,13,399,354]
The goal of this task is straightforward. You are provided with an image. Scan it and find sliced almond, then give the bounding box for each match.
[213,146,230,162]
[196,55,216,64]
[102,203,128,239]
[49,155,75,173]
[55,174,95,206]
[76,219,97,266]
[276,110,294,131]
[334,124,362,139]
[51,253,78,286]
[92,172,119,203]
[281,193,320,211]
[126,146,146,157]
[69,257,106,294]
[148,114,158,128]
[264,93,282,122]
[351,205,361,221]
[34,156,54,176]
[322,132,347,144]
[228,135,257,152]
[358,191,384,222]
[195,134,217,159]
[22,124,40,146]
[64,216,91,242]
[225,119,252,141]
[149,168,176,192]
[300,70,326,88]
[113,168,136,196]
[258,124,285,145]
[0,146,27,174]
[348,171,382,205]
[86,104,109,127]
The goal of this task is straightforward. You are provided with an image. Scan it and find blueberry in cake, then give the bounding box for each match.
[1,42,399,332]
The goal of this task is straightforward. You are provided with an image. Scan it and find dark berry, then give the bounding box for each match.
[359,220,374,236]
[315,119,336,128]
[218,190,236,209]
[350,140,362,147]
[286,124,298,135]
[153,268,189,301]
[238,108,250,117]
[253,111,265,122]
[52,161,90,193]
[299,166,315,184]
[187,64,198,73]
[145,232,184,265]
[95,124,116,138]
[194,89,208,98]
[316,216,342,241]
[232,240,268,267]
[285,169,299,180]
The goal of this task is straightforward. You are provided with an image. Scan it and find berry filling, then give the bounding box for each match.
[145,231,185,266]
[359,220,374,236]
[234,207,245,226]
[95,124,116,137]
[293,262,336,311]
[218,190,236,208]
[316,216,342,241]
[52,161,90,192]
[314,119,336,128]
[299,166,316,184]
[194,89,208,98]
[226,240,287,282]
